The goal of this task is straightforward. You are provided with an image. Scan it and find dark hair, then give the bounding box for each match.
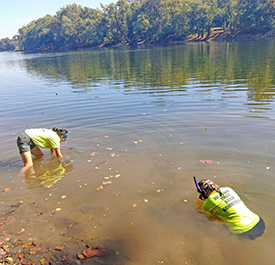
[198,179,225,198]
[52,127,68,136]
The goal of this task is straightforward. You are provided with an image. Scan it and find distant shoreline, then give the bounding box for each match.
[186,30,275,43]
[1,30,275,53]
[108,31,275,50]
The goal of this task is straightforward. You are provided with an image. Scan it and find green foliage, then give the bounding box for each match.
[237,0,274,34]
[0,37,18,51]
[1,0,274,51]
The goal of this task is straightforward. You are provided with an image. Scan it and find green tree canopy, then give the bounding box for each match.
[1,0,274,51]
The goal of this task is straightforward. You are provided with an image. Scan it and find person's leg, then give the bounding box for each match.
[18,151,35,176]
[31,146,44,159]
[18,147,43,177]
[17,132,36,177]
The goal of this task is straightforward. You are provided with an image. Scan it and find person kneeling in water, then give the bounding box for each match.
[193,177,265,240]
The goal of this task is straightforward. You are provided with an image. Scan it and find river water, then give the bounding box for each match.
[1,40,275,264]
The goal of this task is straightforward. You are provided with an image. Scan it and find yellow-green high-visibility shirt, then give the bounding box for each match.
[25,128,60,149]
[202,187,260,234]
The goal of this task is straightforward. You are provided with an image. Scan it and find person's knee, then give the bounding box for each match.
[35,154,44,160]
[24,161,33,169]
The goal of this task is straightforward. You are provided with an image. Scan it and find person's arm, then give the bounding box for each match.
[55,148,63,157]
[51,148,63,162]
[202,200,214,218]
[50,148,55,155]
[202,209,213,218]
[50,147,63,156]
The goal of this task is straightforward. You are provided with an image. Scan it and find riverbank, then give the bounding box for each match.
[0,200,118,264]
[186,29,275,42]
[2,30,275,53]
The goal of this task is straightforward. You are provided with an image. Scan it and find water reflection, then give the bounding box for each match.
[18,41,275,104]
[24,157,73,189]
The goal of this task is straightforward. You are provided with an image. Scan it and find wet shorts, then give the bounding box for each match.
[17,132,36,155]
[238,217,265,240]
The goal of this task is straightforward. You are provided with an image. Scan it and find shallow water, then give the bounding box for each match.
[1,41,275,264]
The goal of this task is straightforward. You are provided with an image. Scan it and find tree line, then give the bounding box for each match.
[1,0,274,52]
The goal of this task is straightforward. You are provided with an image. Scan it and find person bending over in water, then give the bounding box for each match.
[193,177,265,240]
[17,127,68,176]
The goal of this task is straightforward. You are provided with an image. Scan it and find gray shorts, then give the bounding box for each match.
[238,217,265,240]
[17,131,36,155]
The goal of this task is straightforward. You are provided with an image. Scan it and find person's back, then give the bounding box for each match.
[25,128,60,149]
[194,178,265,240]
[202,187,259,234]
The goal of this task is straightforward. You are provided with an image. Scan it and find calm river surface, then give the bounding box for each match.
[1,40,275,264]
